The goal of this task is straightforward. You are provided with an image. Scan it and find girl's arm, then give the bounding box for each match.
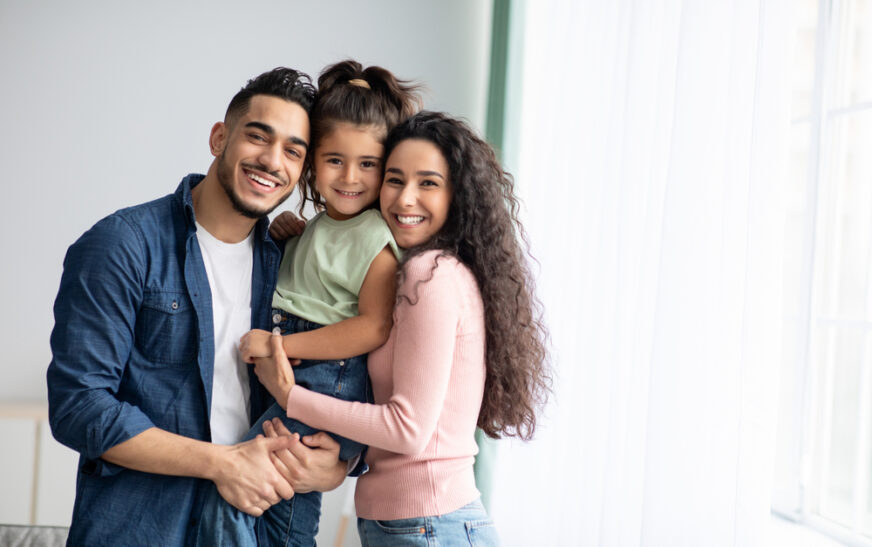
[240,246,398,362]
[263,257,474,455]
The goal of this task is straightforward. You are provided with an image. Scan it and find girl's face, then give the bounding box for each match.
[380,138,453,249]
[313,123,384,220]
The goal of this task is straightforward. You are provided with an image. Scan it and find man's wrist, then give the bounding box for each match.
[200,442,228,483]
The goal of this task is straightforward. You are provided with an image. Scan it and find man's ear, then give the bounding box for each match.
[209,122,227,157]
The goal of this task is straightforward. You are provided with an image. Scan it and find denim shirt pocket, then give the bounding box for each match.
[135,290,197,365]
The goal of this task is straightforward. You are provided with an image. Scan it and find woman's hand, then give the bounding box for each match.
[269,211,306,240]
[252,333,296,409]
[262,418,346,493]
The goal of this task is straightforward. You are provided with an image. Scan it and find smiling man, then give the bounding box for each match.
[47,68,348,546]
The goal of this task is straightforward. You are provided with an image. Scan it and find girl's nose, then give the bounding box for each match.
[342,164,357,183]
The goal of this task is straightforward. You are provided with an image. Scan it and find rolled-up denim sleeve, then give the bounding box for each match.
[47,214,155,476]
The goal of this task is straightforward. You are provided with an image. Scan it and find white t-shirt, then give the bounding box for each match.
[196,221,254,445]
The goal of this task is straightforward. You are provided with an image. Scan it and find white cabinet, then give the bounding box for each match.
[0,404,77,527]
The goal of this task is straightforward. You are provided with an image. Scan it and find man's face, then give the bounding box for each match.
[211,94,310,219]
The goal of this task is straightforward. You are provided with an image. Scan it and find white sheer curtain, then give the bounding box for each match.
[490,1,794,545]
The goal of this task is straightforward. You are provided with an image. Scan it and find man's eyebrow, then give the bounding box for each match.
[245,121,309,150]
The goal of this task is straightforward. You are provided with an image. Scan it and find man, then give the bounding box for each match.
[47,68,346,546]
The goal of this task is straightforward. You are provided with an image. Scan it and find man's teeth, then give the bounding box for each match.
[338,190,362,197]
[248,172,277,188]
[397,215,424,225]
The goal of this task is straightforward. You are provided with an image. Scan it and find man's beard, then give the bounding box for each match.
[216,153,291,219]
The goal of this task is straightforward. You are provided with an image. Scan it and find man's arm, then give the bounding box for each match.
[46,214,294,516]
[102,428,296,516]
[47,215,154,470]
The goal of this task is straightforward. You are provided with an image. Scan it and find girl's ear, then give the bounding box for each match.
[209,122,227,157]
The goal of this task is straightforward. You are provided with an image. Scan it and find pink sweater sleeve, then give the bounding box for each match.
[284,255,467,455]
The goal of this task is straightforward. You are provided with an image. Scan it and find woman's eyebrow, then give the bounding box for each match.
[385,167,444,179]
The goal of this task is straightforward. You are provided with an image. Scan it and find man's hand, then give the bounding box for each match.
[262,418,346,494]
[239,329,275,363]
[211,435,297,517]
[269,211,306,240]
[252,333,296,409]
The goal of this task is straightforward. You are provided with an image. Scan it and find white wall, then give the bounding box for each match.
[0,0,493,403]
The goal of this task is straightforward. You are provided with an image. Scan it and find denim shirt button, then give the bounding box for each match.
[272,313,282,324]
[339,360,345,367]
[171,300,179,310]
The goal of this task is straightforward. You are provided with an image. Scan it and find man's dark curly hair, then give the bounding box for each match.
[224,67,316,127]
[383,111,551,440]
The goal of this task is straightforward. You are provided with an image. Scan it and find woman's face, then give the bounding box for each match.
[380,138,453,249]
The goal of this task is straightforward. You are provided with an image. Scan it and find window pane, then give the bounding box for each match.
[785,123,812,319]
[792,0,820,119]
[817,327,863,527]
[817,110,872,321]
[832,0,872,108]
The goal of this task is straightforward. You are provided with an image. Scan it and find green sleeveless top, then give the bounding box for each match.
[272,209,401,326]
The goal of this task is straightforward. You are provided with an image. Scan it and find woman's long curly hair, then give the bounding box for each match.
[383,111,551,440]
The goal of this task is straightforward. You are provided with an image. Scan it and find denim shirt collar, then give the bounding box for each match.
[174,173,275,244]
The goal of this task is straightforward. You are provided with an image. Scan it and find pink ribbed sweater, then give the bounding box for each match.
[285,250,485,519]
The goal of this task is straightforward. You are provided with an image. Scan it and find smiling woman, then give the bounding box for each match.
[380,138,453,249]
[247,111,551,546]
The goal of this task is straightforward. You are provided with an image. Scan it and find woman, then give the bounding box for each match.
[257,111,551,545]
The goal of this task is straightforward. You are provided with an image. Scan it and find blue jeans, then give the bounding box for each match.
[195,310,370,547]
[357,499,499,546]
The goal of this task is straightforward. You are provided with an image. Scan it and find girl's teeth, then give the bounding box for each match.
[338,190,362,196]
[397,215,424,225]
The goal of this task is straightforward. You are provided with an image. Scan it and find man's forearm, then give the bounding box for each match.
[102,427,297,516]
[101,427,223,481]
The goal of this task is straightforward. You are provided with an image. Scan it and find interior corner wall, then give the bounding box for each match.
[0,0,493,402]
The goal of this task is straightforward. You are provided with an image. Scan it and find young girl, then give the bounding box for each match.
[255,111,552,546]
[194,60,420,547]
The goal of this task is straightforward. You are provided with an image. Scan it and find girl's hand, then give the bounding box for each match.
[269,211,306,240]
[252,333,296,409]
[239,329,274,363]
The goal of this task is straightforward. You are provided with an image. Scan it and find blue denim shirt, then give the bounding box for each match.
[47,174,281,546]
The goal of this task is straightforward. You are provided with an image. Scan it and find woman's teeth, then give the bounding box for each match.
[397,215,424,225]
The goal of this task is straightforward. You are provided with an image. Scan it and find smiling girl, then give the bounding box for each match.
[194,60,420,547]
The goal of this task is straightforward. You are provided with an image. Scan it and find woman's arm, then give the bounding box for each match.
[274,257,474,455]
[240,246,398,361]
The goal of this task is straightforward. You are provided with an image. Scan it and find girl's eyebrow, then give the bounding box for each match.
[321,152,381,161]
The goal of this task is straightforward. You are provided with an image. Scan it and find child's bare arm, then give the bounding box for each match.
[241,247,398,362]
